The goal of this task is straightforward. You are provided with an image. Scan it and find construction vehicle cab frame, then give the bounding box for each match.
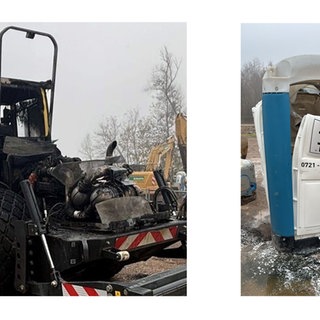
[0,26,186,296]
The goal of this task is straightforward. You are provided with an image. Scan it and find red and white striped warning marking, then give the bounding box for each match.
[62,283,108,296]
[114,226,178,250]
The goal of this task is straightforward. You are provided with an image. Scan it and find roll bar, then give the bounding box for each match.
[0,25,58,133]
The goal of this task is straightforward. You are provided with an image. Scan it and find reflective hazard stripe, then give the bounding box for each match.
[115,226,178,250]
[62,283,108,296]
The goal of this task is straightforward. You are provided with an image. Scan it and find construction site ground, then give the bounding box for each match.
[111,241,186,282]
[241,128,320,296]
[241,132,271,242]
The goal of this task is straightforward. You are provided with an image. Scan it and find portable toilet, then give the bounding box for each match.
[252,55,320,252]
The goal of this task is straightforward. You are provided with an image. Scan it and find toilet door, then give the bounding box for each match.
[292,114,320,239]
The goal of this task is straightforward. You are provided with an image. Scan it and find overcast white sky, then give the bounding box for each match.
[0,22,186,157]
[241,23,320,67]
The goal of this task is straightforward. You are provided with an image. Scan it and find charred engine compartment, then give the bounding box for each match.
[35,159,145,224]
[4,137,183,286]
[2,137,172,232]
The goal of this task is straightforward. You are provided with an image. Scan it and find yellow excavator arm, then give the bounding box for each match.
[145,136,175,181]
[175,113,187,172]
[130,114,187,193]
[130,136,175,193]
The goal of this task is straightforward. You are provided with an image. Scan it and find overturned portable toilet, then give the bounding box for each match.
[253,55,320,252]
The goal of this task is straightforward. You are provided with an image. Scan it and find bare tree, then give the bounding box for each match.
[79,46,186,181]
[148,46,185,140]
[119,108,145,164]
[93,115,121,158]
[79,133,95,160]
[241,58,266,123]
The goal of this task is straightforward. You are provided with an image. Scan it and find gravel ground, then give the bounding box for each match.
[241,135,270,240]
[112,254,186,281]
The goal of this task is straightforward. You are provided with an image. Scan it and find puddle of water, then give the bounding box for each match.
[241,229,320,296]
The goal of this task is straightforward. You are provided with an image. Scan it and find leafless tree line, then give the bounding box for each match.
[241,58,268,123]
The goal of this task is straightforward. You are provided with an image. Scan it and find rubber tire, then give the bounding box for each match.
[0,188,29,295]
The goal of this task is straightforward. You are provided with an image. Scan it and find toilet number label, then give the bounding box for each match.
[301,162,317,168]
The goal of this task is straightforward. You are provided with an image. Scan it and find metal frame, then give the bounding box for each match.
[0,26,58,138]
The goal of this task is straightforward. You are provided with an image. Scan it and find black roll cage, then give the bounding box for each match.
[0,26,58,140]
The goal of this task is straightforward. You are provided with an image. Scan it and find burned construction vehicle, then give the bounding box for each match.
[0,26,186,296]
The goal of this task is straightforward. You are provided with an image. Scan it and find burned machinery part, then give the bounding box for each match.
[0,26,186,296]
[19,179,60,288]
